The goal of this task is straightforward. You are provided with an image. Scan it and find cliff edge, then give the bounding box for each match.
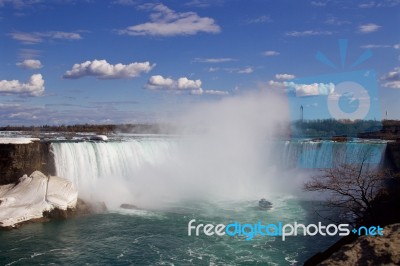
[317,223,400,266]
[0,140,55,185]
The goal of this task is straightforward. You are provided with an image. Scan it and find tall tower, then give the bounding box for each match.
[300,105,304,121]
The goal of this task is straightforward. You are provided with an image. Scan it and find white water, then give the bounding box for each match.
[51,138,387,209]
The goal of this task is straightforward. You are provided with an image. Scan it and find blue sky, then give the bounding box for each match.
[0,0,399,125]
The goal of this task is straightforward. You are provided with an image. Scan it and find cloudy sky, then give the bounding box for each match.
[0,0,399,125]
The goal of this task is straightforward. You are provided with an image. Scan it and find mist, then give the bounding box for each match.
[54,91,314,209]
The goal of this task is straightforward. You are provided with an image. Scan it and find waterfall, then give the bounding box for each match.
[279,140,387,169]
[52,139,175,188]
[51,138,387,207]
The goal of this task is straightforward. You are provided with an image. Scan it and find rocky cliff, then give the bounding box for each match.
[0,141,55,185]
[317,223,400,266]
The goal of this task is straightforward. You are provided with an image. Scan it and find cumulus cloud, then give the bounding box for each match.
[194,57,236,63]
[359,23,381,33]
[117,3,220,36]
[381,67,400,89]
[146,75,202,90]
[286,82,335,97]
[9,31,82,44]
[285,30,333,37]
[262,50,280,56]
[16,59,43,69]
[266,80,334,97]
[275,74,295,80]
[0,74,45,96]
[63,59,155,79]
[145,75,228,95]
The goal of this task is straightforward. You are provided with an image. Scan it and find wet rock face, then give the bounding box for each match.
[0,142,55,185]
[387,142,400,171]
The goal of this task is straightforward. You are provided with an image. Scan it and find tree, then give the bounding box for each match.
[304,160,387,224]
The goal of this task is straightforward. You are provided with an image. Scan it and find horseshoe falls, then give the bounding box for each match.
[1,138,387,265]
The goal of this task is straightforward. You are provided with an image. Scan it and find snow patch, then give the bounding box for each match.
[0,138,40,144]
[0,171,78,228]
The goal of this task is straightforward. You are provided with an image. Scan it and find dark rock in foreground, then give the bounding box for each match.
[316,223,400,266]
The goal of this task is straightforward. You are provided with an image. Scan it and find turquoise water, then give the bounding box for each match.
[0,198,338,265]
[1,138,386,265]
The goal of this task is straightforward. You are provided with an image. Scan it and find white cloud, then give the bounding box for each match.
[194,57,236,63]
[0,74,45,96]
[394,44,400,49]
[381,67,400,89]
[286,82,335,97]
[118,3,220,36]
[145,75,228,95]
[275,74,295,80]
[267,80,287,90]
[16,59,43,69]
[285,30,333,37]
[359,23,381,33]
[266,80,335,96]
[262,50,280,56]
[191,88,229,95]
[146,75,201,90]
[361,44,392,49]
[9,31,82,44]
[63,59,155,79]
[237,67,253,74]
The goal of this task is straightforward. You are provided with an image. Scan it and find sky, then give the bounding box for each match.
[0,0,399,125]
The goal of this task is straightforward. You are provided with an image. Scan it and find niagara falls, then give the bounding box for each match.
[1,1,400,265]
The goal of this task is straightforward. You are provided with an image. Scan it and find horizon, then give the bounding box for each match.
[0,0,399,125]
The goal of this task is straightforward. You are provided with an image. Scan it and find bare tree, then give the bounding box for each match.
[304,161,387,224]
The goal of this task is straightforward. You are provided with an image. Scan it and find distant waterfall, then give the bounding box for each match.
[279,140,387,169]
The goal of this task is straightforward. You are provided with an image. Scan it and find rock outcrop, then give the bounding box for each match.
[0,140,55,185]
[0,171,77,229]
[317,224,400,266]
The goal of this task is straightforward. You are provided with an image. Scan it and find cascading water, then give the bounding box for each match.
[51,138,387,208]
[279,140,387,169]
[51,138,178,208]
